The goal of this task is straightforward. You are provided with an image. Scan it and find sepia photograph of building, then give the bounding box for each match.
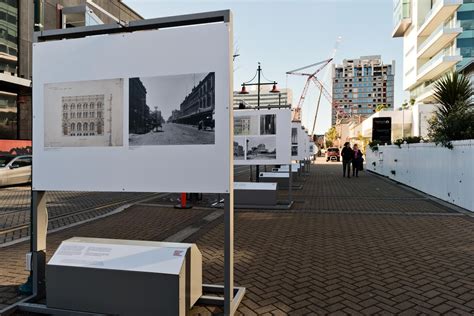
[129,72,215,146]
[44,78,123,148]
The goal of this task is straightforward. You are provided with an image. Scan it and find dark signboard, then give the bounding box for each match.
[372,117,391,143]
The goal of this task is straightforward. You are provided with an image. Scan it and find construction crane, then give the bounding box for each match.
[286,37,342,135]
[286,58,333,123]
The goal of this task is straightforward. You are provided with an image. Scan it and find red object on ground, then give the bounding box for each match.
[181,192,187,208]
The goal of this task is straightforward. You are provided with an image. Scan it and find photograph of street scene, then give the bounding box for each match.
[129,72,215,146]
[233,138,245,160]
[246,136,276,160]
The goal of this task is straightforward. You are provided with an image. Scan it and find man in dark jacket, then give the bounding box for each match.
[341,142,353,178]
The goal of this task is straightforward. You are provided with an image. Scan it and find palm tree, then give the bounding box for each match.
[428,72,474,147]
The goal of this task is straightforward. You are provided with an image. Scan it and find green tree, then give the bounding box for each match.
[428,72,474,148]
[325,126,338,145]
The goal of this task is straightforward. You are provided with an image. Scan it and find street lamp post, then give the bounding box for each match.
[239,62,280,182]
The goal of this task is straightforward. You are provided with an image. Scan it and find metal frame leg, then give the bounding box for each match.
[288,164,293,205]
[224,193,234,315]
[31,191,47,298]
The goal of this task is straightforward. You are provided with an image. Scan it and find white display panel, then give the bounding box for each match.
[49,239,192,275]
[33,23,232,193]
[291,122,306,161]
[234,108,291,166]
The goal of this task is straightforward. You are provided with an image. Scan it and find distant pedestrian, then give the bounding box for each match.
[341,142,353,178]
[352,144,363,177]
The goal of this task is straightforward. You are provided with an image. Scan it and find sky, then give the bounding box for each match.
[124,0,406,134]
[140,73,207,120]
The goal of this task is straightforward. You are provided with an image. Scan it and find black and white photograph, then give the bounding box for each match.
[260,114,276,135]
[291,127,298,144]
[234,116,251,135]
[44,79,124,148]
[291,145,298,156]
[129,72,215,146]
[246,136,276,160]
[233,138,245,160]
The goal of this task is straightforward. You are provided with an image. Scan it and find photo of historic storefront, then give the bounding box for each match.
[129,72,215,146]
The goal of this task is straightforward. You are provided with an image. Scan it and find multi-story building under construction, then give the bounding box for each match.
[331,55,395,125]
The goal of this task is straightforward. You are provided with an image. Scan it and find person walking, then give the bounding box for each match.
[341,142,353,178]
[352,144,363,177]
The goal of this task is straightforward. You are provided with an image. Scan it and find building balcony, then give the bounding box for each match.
[418,0,463,37]
[417,22,462,58]
[417,48,462,82]
[393,17,412,38]
[411,82,437,103]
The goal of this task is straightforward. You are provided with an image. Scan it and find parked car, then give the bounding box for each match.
[0,155,32,186]
[326,147,340,162]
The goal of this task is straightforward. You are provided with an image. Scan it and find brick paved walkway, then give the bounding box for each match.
[0,188,156,244]
[1,158,473,315]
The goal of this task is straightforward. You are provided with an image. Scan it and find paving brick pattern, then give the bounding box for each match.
[0,205,213,311]
[190,212,474,315]
[0,188,155,244]
[1,159,473,315]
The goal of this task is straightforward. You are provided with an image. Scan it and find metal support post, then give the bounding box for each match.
[224,193,234,315]
[31,191,47,298]
[288,164,293,204]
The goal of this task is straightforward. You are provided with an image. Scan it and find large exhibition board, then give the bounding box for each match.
[234,108,291,165]
[33,23,232,193]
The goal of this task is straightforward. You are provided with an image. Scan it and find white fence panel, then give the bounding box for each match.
[365,140,473,211]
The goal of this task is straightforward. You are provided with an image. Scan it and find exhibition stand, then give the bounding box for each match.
[232,107,295,210]
[2,11,245,316]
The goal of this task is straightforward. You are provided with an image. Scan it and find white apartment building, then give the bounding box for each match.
[233,87,292,109]
[392,0,464,136]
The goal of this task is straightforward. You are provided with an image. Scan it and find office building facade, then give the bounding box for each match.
[0,0,142,141]
[331,55,395,126]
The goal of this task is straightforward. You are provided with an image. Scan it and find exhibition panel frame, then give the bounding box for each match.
[3,10,244,316]
[33,16,231,194]
[233,108,291,166]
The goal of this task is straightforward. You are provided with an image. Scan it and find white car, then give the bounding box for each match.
[0,155,32,186]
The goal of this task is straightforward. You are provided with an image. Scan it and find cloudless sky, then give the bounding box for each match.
[124,0,406,134]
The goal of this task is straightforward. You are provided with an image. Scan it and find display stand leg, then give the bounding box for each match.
[31,191,48,298]
[224,193,234,315]
[256,165,260,182]
[288,164,293,205]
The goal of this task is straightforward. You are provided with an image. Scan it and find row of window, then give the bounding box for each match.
[334,83,393,89]
[62,102,103,110]
[336,98,390,104]
[63,111,102,119]
[64,122,103,135]
[335,103,392,109]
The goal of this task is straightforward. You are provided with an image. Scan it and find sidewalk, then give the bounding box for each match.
[1,158,473,315]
